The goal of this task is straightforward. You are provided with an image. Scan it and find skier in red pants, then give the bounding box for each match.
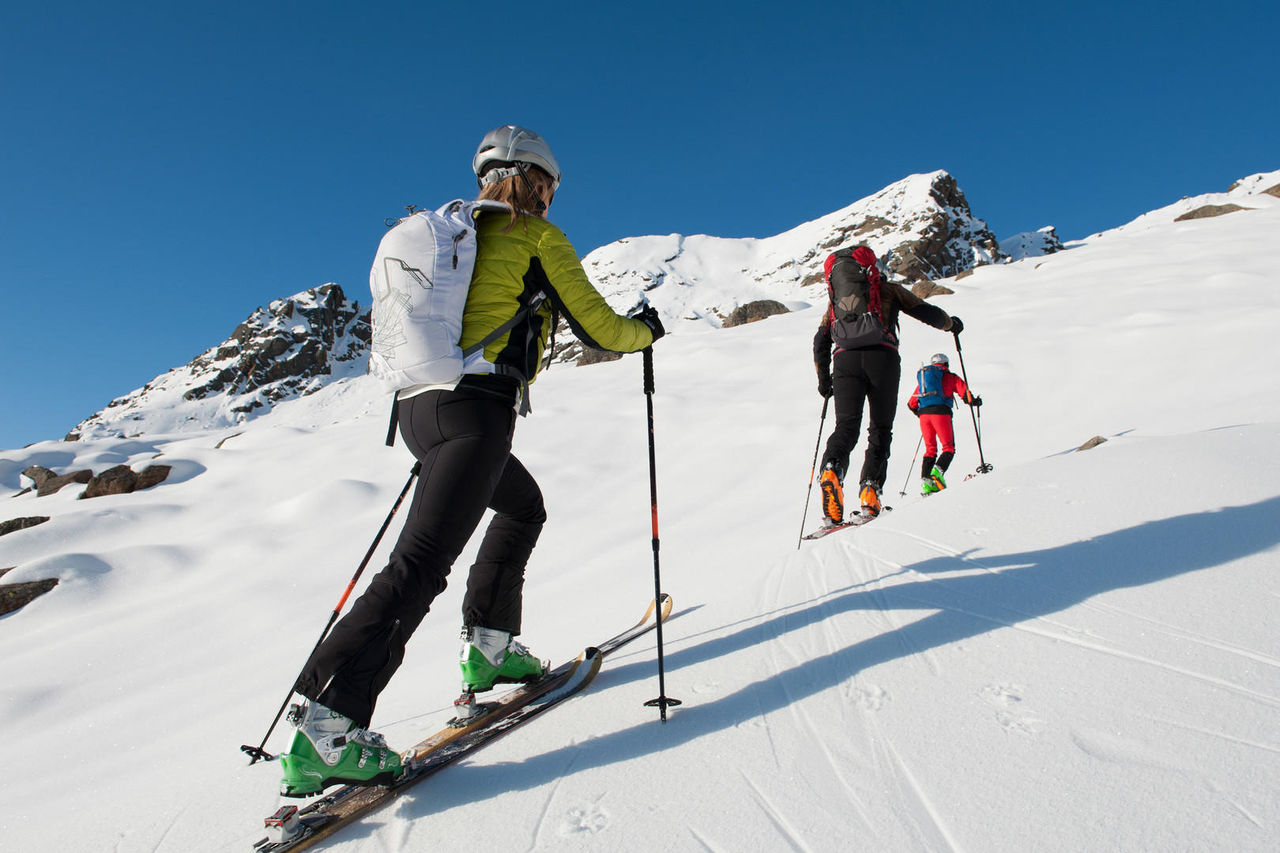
[907,353,981,495]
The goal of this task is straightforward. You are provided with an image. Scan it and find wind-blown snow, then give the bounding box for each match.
[1,171,1278,852]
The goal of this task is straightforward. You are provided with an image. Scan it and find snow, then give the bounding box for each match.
[2,173,1279,852]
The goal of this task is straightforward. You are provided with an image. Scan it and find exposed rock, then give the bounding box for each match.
[723,300,790,328]
[0,577,59,616]
[1264,184,1280,199]
[71,283,370,440]
[1175,204,1248,222]
[1001,227,1065,261]
[36,469,93,497]
[1077,436,1108,451]
[81,464,173,499]
[21,466,56,488]
[0,516,50,537]
[577,347,624,366]
[911,279,955,299]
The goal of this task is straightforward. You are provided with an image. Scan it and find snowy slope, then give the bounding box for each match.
[1,172,1279,852]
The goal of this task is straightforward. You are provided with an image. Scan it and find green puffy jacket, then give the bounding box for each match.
[463,211,654,384]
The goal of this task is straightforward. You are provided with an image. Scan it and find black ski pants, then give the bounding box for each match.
[295,389,545,726]
[822,347,901,489]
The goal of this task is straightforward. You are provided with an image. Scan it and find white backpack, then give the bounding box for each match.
[369,198,528,389]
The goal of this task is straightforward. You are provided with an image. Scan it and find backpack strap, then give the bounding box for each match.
[385,395,401,447]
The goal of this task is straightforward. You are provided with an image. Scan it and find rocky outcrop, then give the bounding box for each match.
[723,300,790,328]
[182,283,369,406]
[1174,203,1248,222]
[81,464,173,499]
[19,463,171,499]
[0,516,50,537]
[23,465,93,497]
[1001,227,1066,261]
[70,284,370,440]
[0,576,58,616]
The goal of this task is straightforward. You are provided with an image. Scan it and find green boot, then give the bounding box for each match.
[931,466,947,491]
[459,626,548,693]
[921,477,939,496]
[278,702,402,798]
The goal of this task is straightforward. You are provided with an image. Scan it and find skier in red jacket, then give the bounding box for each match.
[907,353,981,494]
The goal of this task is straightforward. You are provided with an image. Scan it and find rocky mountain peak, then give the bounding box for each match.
[69,284,369,441]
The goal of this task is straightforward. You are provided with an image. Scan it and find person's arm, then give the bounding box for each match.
[536,225,654,352]
[813,315,833,397]
[891,280,953,331]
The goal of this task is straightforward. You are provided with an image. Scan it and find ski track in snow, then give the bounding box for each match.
[740,770,815,853]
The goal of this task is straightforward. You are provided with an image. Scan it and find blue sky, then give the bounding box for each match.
[2,1,1276,449]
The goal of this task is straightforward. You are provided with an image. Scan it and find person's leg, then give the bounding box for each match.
[295,391,515,726]
[462,453,546,634]
[821,350,868,476]
[936,415,956,473]
[857,350,901,489]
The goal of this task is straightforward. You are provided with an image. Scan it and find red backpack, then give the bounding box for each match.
[824,246,896,350]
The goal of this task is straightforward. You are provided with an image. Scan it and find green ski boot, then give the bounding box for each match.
[921,477,939,496]
[458,626,548,694]
[278,701,402,798]
[931,466,947,491]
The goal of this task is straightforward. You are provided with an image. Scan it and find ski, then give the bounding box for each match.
[802,506,893,540]
[252,594,673,852]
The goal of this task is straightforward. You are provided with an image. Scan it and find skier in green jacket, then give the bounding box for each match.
[278,126,664,797]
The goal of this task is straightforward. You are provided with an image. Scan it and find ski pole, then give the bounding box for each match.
[899,434,923,496]
[639,347,681,722]
[953,331,992,474]
[797,396,831,549]
[241,460,422,764]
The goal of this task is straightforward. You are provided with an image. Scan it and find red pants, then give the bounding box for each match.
[919,413,955,456]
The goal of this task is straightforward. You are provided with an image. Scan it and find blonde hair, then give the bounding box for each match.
[476,165,555,231]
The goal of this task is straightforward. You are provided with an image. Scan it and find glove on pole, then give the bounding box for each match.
[240,460,422,764]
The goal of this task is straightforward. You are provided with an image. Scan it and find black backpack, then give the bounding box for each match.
[824,247,896,350]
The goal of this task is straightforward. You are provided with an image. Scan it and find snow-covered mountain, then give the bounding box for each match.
[582,170,1005,326]
[67,171,1010,442]
[69,284,369,441]
[2,169,1279,853]
[1000,226,1065,261]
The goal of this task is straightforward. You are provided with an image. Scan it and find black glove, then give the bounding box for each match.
[908,402,920,416]
[635,304,665,342]
[817,373,833,399]
[968,395,982,408]
[949,316,964,335]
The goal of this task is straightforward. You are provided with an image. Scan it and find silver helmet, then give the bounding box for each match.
[930,353,950,367]
[472,125,561,191]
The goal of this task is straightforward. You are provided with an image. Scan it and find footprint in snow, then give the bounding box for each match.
[560,802,609,836]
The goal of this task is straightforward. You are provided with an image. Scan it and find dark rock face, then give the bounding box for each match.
[18,463,172,500]
[0,516,50,537]
[0,577,59,616]
[70,283,371,439]
[80,464,172,499]
[1174,204,1248,222]
[183,283,370,405]
[23,466,94,497]
[723,300,790,328]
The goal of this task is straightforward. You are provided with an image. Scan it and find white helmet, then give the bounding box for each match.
[472,125,561,191]
[930,353,950,367]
